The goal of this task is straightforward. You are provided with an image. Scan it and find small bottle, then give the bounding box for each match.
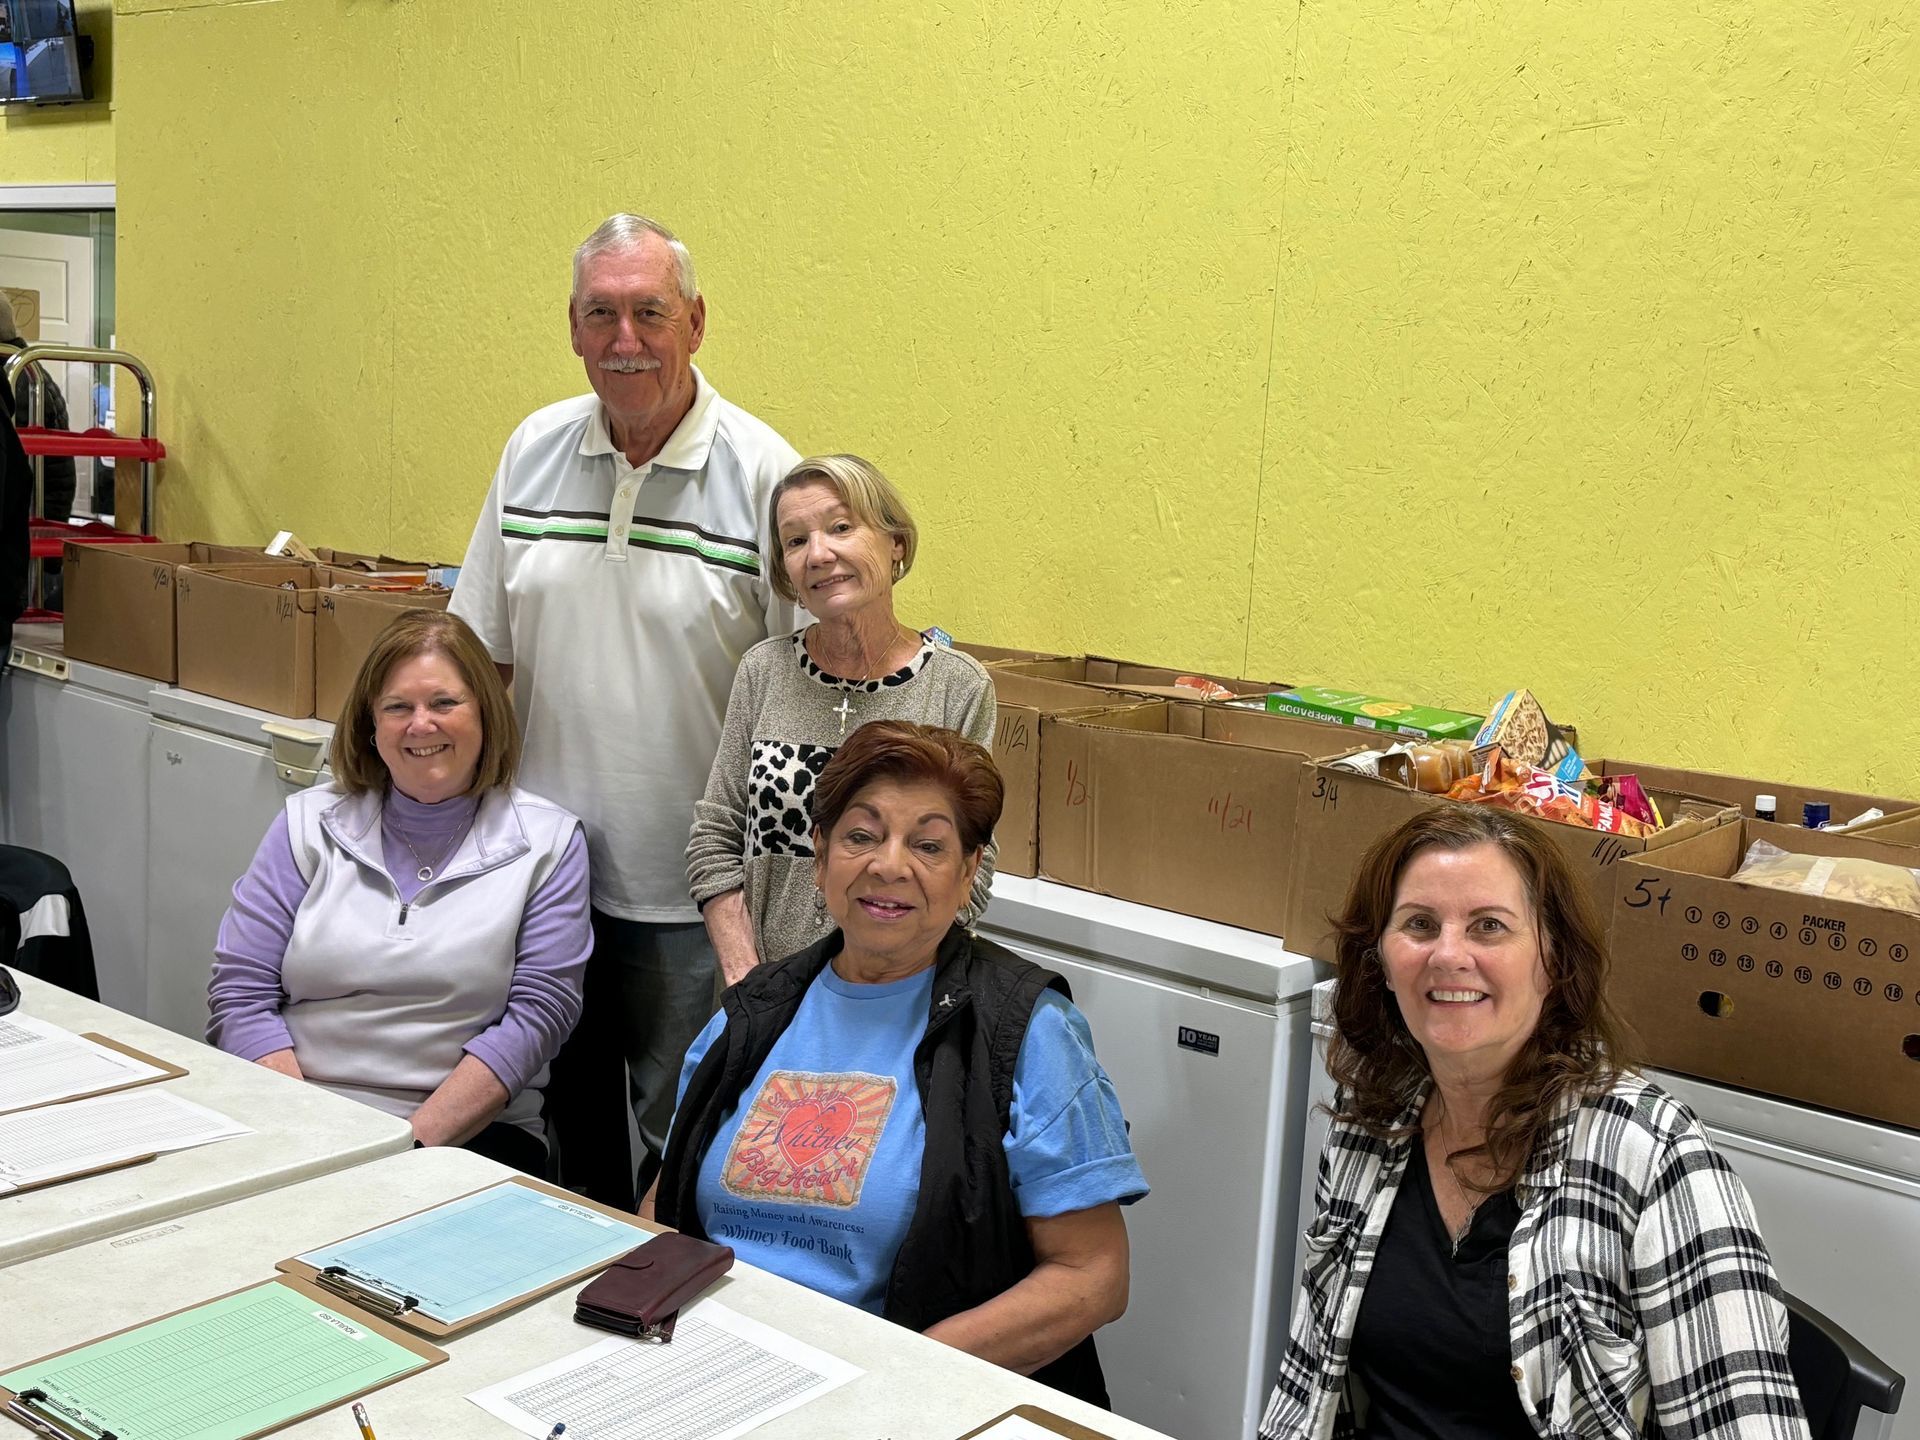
[1803,801,1831,830]
[1754,795,1777,823]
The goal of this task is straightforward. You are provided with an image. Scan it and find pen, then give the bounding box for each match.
[544,1425,566,1440]
[352,1402,378,1440]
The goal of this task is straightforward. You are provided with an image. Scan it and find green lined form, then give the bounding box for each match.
[1,1281,430,1440]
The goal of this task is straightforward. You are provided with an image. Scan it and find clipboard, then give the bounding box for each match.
[275,1174,663,1337]
[0,1031,187,1118]
[958,1407,1119,1440]
[0,1274,446,1440]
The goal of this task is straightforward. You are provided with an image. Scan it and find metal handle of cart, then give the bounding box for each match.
[5,342,162,535]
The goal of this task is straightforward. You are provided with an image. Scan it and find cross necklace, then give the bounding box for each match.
[816,626,913,735]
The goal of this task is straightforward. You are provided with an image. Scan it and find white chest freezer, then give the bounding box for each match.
[2,630,159,1014]
[980,875,1326,1440]
[144,686,331,1039]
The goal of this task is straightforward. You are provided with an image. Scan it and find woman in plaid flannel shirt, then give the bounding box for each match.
[1262,807,1807,1440]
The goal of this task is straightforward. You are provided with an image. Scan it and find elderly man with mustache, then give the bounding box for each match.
[451,213,801,1208]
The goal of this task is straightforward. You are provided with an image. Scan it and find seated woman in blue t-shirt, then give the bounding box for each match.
[652,720,1147,1408]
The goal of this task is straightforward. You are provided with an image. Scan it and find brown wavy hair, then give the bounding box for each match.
[1327,804,1637,1190]
[809,720,1002,855]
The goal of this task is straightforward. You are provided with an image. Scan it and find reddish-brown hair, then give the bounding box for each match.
[809,720,1002,854]
[329,609,520,796]
[1327,804,1637,1190]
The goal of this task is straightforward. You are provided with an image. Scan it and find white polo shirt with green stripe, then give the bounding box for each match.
[450,368,801,921]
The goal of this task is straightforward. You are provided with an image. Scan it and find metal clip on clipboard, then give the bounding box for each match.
[315,1266,420,1319]
[6,1389,118,1440]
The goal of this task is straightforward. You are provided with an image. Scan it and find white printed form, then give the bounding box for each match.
[0,1087,251,1193]
[0,1015,171,1114]
[467,1297,862,1440]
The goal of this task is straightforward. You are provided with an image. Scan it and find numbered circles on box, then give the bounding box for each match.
[1681,943,1700,962]
[1708,949,1728,967]
[1853,977,1874,997]
[1860,938,1879,958]
[1766,959,1784,979]
[1823,971,1843,990]
[1885,983,1903,1003]
[1800,928,1818,947]
[1795,966,1813,984]
[1685,906,1704,925]
[1770,921,1788,941]
[1712,911,1730,930]
[1736,954,1754,972]
[1741,916,1758,935]
[1893,944,1910,963]
[1829,932,1847,951]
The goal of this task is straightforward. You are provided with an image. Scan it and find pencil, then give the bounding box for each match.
[351,1402,378,1440]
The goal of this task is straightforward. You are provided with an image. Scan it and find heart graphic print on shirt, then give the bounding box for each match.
[722,1070,898,1209]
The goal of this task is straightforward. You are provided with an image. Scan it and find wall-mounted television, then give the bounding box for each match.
[0,0,90,106]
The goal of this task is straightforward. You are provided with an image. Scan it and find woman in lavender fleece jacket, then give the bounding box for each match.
[208,610,591,1175]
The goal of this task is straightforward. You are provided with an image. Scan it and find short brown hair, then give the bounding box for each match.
[328,609,521,796]
[766,454,920,605]
[810,720,1001,855]
[1326,804,1637,1190]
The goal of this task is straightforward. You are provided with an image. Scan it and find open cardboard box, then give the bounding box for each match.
[175,563,328,717]
[995,654,1286,704]
[61,541,305,681]
[952,640,1065,666]
[1611,818,1920,1130]
[1282,754,1739,965]
[1036,700,1359,935]
[1592,757,1920,834]
[986,667,1148,878]
[314,585,453,725]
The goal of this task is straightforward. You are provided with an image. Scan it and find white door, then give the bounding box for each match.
[0,224,96,512]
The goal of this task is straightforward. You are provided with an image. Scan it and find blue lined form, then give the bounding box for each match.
[295,1182,650,1324]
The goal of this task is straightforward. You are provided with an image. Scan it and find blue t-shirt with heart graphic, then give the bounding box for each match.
[678,961,1147,1313]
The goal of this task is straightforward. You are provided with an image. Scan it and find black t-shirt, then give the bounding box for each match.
[1348,1140,1536,1440]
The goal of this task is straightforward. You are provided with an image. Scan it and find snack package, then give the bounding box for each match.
[1475,688,1584,778]
[1445,747,1655,837]
[1175,675,1237,702]
[1733,839,1920,917]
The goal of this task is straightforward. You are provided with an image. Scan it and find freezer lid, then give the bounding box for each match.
[8,627,165,707]
[1651,1068,1920,1183]
[149,686,335,749]
[979,873,1323,1004]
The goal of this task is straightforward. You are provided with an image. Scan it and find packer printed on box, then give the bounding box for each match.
[1610,819,1920,1131]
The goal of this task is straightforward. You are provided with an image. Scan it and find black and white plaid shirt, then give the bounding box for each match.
[1260,1072,1809,1440]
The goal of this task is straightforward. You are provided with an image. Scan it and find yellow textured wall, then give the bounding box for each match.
[114,1,1920,793]
[0,0,113,183]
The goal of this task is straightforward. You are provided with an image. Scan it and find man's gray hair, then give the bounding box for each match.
[571,214,698,302]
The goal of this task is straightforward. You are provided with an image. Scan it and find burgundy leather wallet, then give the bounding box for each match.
[574,1232,735,1340]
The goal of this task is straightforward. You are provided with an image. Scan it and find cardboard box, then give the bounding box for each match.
[1611,819,1920,1129]
[952,641,1065,666]
[1265,685,1483,740]
[985,666,1142,878]
[175,563,325,717]
[996,655,1286,703]
[60,541,302,681]
[313,586,454,725]
[1594,758,1919,832]
[1282,755,1739,964]
[1036,701,1359,935]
